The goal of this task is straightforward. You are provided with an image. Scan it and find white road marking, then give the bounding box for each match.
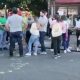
[0,72,5,74]
[8,70,13,73]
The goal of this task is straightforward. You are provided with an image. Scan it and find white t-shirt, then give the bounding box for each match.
[49,18,56,28]
[62,21,68,33]
[38,16,48,32]
[67,19,73,29]
[30,23,39,36]
[75,20,80,28]
[6,14,23,32]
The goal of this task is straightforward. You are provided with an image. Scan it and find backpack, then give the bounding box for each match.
[52,23,62,37]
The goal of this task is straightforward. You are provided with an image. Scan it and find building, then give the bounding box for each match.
[49,0,80,16]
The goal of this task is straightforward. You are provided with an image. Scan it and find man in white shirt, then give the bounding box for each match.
[38,10,48,54]
[6,7,24,57]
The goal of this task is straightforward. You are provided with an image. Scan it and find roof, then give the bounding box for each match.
[56,0,80,4]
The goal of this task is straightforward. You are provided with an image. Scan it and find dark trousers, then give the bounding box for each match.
[62,33,67,50]
[26,30,31,44]
[51,36,54,49]
[6,31,10,41]
[48,28,52,37]
[76,30,80,47]
[52,36,61,55]
[9,31,23,56]
[39,31,46,52]
[67,29,72,47]
[47,26,51,37]
[62,32,71,50]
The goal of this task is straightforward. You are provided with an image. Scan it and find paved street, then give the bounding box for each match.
[0,35,80,80]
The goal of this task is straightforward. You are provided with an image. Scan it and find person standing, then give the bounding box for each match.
[61,15,69,53]
[75,16,80,51]
[51,15,62,59]
[25,17,40,56]
[66,15,73,52]
[38,10,48,54]
[6,7,24,57]
[49,15,57,52]
[22,12,28,43]
[0,13,7,50]
[26,15,34,44]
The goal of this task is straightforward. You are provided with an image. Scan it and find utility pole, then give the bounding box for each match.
[48,0,56,16]
[5,4,7,18]
[48,0,51,16]
[53,0,56,15]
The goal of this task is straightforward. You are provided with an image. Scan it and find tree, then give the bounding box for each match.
[29,0,47,15]
[0,0,48,15]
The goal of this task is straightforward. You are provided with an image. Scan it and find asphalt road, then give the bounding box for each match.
[0,49,80,80]
[0,35,80,80]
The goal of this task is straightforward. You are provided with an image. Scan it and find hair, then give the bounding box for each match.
[12,7,18,14]
[77,15,80,21]
[40,10,45,14]
[34,16,38,22]
[67,15,69,18]
[61,15,67,21]
[54,14,60,22]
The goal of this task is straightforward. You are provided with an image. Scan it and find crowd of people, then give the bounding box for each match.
[0,7,80,59]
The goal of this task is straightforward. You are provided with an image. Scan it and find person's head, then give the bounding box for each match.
[34,16,38,23]
[28,15,33,20]
[54,14,60,22]
[22,12,26,17]
[12,7,18,14]
[61,15,67,21]
[77,15,80,21]
[40,10,45,17]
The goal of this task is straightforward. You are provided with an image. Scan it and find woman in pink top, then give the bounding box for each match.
[61,15,70,53]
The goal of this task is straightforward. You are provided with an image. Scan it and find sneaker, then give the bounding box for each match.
[25,53,31,56]
[49,37,51,39]
[41,52,47,55]
[0,48,2,51]
[15,43,18,46]
[33,53,37,56]
[50,49,54,52]
[64,50,67,54]
[67,48,71,52]
[77,48,80,51]
[57,54,61,58]
[54,55,58,59]
[3,47,8,50]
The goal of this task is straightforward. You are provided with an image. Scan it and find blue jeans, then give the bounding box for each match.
[9,31,23,56]
[28,35,39,53]
[39,31,46,52]
[62,33,69,50]
[3,31,7,48]
[0,30,4,48]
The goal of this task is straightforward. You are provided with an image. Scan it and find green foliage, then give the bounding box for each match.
[0,0,47,15]
[28,0,47,16]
